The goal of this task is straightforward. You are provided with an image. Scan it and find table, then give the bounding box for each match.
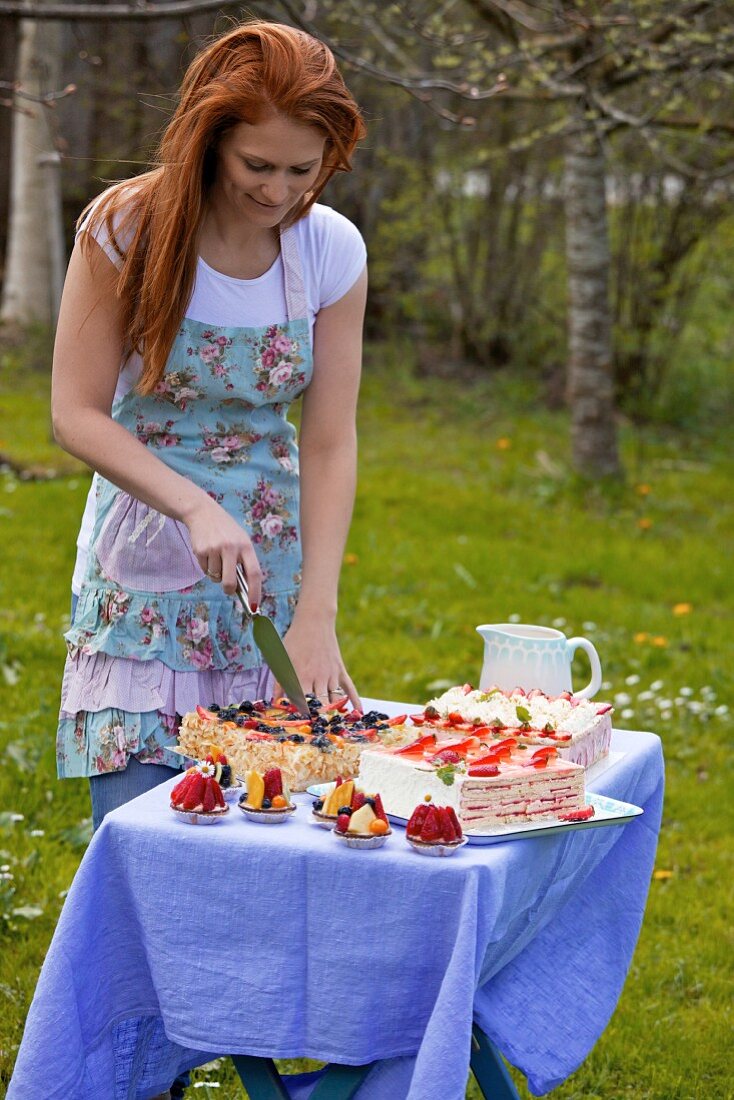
[8,702,664,1100]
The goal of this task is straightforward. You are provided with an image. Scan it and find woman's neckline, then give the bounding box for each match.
[196,251,281,285]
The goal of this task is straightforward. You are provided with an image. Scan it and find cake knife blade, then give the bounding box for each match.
[235,565,310,718]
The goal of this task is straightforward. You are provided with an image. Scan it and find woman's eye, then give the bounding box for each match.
[244,161,269,172]
[291,167,312,176]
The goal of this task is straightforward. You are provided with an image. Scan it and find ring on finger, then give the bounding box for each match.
[206,569,222,581]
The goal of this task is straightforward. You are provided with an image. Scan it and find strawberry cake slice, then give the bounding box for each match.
[357,737,591,831]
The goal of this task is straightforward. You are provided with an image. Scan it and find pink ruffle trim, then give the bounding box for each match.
[60,649,274,717]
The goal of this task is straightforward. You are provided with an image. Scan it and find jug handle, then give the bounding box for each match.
[567,637,602,700]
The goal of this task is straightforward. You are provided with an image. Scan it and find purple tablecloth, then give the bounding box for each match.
[8,702,663,1100]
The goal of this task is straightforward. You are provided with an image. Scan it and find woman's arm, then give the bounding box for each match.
[51,237,262,602]
[282,265,368,707]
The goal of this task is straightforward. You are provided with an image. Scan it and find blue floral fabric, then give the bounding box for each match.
[57,313,313,778]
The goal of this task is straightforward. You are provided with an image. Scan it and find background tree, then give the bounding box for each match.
[1,0,732,471]
[271,0,734,477]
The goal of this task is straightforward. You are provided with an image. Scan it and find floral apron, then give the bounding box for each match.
[57,227,313,778]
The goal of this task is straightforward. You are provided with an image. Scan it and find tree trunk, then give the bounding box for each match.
[0,17,19,264]
[564,121,622,478]
[0,13,62,326]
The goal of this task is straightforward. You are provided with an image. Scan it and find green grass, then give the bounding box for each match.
[0,338,732,1099]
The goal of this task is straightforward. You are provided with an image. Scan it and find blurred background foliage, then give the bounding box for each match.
[1,0,732,436]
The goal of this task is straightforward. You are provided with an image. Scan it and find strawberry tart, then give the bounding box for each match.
[406,802,466,854]
[170,762,229,822]
[177,697,416,792]
[357,736,592,831]
[418,685,613,769]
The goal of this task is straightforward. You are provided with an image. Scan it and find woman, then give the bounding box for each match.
[53,21,368,833]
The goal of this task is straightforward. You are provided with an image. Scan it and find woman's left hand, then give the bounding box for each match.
[282,613,360,710]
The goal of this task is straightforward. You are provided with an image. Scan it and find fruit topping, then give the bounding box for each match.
[430,749,462,765]
[395,734,438,757]
[468,764,500,777]
[558,805,595,822]
[271,795,287,809]
[369,818,389,835]
[245,770,265,810]
[348,803,377,833]
[336,812,352,833]
[263,768,283,801]
[406,801,463,844]
[406,803,430,836]
[170,764,226,815]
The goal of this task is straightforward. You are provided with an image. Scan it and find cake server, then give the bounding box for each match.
[235,564,310,718]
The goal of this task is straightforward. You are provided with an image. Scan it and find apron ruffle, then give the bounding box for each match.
[60,649,274,718]
[65,583,297,672]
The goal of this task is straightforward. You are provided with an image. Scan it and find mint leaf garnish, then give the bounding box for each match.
[436,764,458,786]
[516,705,532,723]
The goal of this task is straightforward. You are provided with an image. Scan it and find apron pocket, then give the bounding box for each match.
[95,491,204,592]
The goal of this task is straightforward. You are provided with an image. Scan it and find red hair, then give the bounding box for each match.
[79,21,366,394]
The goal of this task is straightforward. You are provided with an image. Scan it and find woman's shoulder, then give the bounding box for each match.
[293,204,366,310]
[77,180,146,268]
[294,203,366,256]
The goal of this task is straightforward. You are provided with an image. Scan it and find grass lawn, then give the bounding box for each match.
[0,338,731,1099]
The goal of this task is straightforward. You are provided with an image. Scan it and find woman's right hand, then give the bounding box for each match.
[184,494,262,605]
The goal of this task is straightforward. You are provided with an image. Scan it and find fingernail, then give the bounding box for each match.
[251,602,258,612]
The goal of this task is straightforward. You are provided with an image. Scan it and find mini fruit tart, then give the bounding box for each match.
[170,764,230,824]
[238,767,296,823]
[405,803,466,855]
[332,801,392,849]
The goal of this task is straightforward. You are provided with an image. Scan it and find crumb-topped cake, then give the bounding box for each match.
[177,697,416,791]
[357,736,592,830]
[419,685,613,769]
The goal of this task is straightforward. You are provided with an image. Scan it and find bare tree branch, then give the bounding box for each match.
[0,0,234,20]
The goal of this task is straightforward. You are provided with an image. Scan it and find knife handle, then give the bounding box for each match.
[235,564,254,619]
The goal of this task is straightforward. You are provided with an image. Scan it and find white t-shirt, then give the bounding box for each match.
[71,201,366,595]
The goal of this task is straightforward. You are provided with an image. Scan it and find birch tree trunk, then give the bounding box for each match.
[0,12,62,326]
[564,121,622,478]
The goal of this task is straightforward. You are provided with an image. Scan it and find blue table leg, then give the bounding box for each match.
[470,1025,521,1100]
[231,1054,373,1100]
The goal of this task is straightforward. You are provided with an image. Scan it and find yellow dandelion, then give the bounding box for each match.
[672,603,692,616]
[637,517,653,530]
[636,484,651,496]
[633,632,649,644]
[652,636,668,647]
[653,869,673,881]
[496,437,512,450]
[344,553,359,566]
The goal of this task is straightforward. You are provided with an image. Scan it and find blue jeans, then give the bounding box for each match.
[89,754,181,832]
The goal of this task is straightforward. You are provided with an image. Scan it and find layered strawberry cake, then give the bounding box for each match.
[420,685,613,769]
[177,697,416,791]
[357,735,592,830]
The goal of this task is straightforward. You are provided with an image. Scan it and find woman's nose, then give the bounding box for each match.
[261,175,289,204]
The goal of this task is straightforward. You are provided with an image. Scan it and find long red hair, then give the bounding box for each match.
[79,21,366,394]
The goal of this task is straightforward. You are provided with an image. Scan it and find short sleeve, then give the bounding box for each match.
[76,188,137,271]
[302,205,367,311]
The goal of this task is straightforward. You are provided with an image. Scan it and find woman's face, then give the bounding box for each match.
[212,114,326,227]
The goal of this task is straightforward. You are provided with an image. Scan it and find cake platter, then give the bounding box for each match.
[306,784,643,846]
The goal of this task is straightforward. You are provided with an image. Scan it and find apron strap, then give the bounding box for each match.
[280,223,308,325]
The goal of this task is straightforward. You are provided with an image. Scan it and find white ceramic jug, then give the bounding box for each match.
[476,623,603,699]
